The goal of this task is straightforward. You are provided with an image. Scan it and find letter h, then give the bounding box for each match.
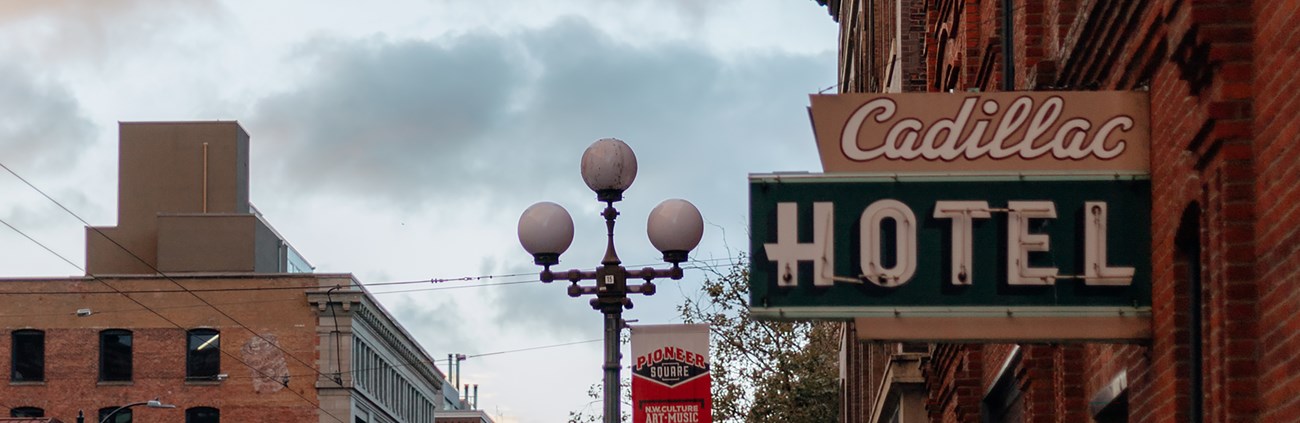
[763,202,834,287]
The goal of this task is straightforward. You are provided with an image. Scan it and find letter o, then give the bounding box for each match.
[859,199,918,287]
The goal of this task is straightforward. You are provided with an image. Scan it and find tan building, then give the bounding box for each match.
[0,122,483,423]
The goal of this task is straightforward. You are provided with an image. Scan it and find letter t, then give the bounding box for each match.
[934,201,991,285]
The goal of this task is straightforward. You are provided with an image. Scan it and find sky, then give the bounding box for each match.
[0,1,836,421]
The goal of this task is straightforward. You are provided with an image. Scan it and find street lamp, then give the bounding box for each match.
[518,138,704,423]
[98,399,176,423]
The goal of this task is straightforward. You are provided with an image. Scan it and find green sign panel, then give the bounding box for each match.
[748,174,1151,319]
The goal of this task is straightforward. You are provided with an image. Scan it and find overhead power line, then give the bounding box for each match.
[0,257,740,297]
[0,161,349,423]
[465,339,602,359]
[0,159,741,421]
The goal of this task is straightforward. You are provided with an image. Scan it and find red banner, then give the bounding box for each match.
[631,324,711,423]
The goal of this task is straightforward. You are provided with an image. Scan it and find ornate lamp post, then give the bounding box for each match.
[518,138,704,423]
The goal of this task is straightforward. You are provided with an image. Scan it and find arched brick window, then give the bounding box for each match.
[1175,205,1204,422]
[187,329,221,379]
[186,406,219,423]
[99,329,132,382]
[10,329,43,382]
[10,407,43,417]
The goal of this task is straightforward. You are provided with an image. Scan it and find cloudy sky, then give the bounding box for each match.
[0,1,835,421]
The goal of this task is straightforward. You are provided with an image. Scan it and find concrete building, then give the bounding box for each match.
[0,122,481,422]
[819,0,1297,421]
[434,410,496,423]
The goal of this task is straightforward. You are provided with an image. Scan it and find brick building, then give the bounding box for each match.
[0,122,482,422]
[817,0,1295,421]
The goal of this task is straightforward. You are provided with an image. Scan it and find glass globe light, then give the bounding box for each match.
[580,138,638,202]
[517,202,574,266]
[647,199,704,264]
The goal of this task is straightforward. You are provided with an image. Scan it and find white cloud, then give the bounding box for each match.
[0,1,838,421]
[0,0,228,66]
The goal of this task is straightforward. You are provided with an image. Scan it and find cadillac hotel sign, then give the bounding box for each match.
[749,91,1152,341]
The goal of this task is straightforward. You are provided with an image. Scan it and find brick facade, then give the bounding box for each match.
[0,276,325,422]
[1253,0,1300,420]
[826,0,1292,420]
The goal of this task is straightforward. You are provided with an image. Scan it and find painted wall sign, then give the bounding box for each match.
[631,324,711,423]
[809,91,1150,173]
[747,174,1151,340]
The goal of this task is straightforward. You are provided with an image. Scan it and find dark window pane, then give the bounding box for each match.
[187,329,220,379]
[11,330,44,382]
[99,330,132,382]
[185,407,219,423]
[11,407,44,417]
[99,407,132,423]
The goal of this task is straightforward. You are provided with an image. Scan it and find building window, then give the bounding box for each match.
[1176,206,1204,422]
[187,329,220,379]
[99,329,132,382]
[1089,372,1129,423]
[11,330,44,382]
[185,407,219,423]
[982,347,1024,423]
[1093,391,1129,423]
[10,407,43,417]
[99,407,132,423]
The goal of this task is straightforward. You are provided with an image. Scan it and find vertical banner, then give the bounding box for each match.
[631,324,712,423]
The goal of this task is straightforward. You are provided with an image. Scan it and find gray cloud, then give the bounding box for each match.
[250,33,531,207]
[248,16,832,209]
[387,294,477,356]
[0,63,95,172]
[484,260,594,340]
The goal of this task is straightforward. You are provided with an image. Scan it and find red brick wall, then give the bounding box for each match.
[918,0,1266,421]
[924,345,982,422]
[900,0,929,91]
[830,0,1286,420]
[1252,0,1300,420]
[840,322,868,421]
[0,276,323,423]
[840,323,903,422]
[836,0,928,93]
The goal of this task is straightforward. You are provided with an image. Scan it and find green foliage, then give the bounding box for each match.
[679,255,840,423]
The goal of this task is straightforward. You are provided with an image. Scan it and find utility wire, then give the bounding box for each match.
[0,162,348,423]
[0,218,344,423]
[0,257,739,296]
[0,295,311,318]
[0,231,732,422]
[0,255,738,320]
[0,160,740,418]
[0,218,83,271]
[465,339,602,359]
[0,160,340,370]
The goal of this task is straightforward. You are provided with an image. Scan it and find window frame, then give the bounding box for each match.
[186,328,221,380]
[99,407,133,423]
[1176,206,1204,422]
[11,329,44,382]
[99,329,133,382]
[10,407,44,417]
[185,406,219,423]
[981,346,1024,423]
